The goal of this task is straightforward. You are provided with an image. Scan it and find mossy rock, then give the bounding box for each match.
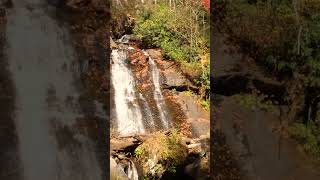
[134,131,188,178]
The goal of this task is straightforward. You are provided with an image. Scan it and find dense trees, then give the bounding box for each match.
[132,0,210,102]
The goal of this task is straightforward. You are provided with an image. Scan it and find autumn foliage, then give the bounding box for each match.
[202,0,210,11]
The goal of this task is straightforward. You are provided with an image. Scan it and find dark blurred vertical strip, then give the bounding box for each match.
[210,1,242,179]
[210,0,214,179]
[91,1,111,178]
[0,2,21,180]
[210,0,215,179]
[54,1,111,179]
[0,0,111,179]
[105,1,111,179]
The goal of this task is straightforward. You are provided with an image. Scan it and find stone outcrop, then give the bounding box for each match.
[145,49,193,89]
[110,130,209,179]
[175,92,210,138]
[111,38,210,179]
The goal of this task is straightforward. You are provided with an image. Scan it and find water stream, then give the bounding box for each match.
[111,37,171,136]
[139,93,155,129]
[111,37,172,179]
[143,51,170,129]
[111,49,145,135]
[127,160,139,180]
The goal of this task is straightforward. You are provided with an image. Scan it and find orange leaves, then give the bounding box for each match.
[202,0,210,11]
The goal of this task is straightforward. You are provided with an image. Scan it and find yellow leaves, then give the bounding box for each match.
[199,52,210,67]
[197,41,210,68]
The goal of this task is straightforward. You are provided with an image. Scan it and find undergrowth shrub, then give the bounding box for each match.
[289,122,320,158]
[134,130,187,178]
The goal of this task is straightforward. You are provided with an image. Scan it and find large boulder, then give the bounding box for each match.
[134,131,188,179]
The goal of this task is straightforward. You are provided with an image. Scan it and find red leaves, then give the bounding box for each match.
[202,0,210,11]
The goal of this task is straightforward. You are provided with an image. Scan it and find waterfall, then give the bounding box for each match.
[139,93,155,128]
[111,36,173,180]
[111,36,170,135]
[143,51,170,129]
[127,161,139,180]
[111,49,145,135]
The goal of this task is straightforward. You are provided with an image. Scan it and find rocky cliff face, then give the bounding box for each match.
[110,36,210,179]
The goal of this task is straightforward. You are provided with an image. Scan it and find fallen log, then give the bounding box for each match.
[110,130,172,152]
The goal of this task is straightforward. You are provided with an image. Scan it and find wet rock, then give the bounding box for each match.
[128,49,147,65]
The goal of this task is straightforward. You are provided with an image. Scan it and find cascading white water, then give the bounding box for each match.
[111,49,145,135]
[139,93,155,128]
[111,37,172,180]
[127,161,139,180]
[143,51,170,129]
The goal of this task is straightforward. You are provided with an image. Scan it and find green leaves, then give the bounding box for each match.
[289,122,320,158]
[133,2,210,100]
[221,0,320,90]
